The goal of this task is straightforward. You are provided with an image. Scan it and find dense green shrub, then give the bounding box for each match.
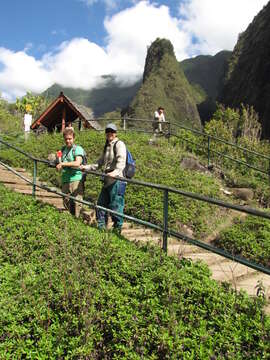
[0,186,269,358]
[215,215,270,268]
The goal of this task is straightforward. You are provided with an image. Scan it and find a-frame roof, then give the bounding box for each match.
[31,92,101,130]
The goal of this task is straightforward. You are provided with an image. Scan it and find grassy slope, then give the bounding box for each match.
[0,185,269,358]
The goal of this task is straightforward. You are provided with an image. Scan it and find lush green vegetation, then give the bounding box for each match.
[0,95,21,134]
[215,215,270,268]
[0,185,269,358]
[173,104,270,205]
[0,130,228,238]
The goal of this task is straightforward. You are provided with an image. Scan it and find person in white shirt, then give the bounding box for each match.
[153,106,165,133]
[24,112,32,140]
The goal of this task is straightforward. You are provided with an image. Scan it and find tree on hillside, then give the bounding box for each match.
[15,92,50,119]
[205,104,262,144]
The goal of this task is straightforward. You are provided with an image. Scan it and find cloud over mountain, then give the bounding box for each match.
[0,0,268,101]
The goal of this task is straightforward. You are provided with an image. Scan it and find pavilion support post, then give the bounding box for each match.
[61,106,66,132]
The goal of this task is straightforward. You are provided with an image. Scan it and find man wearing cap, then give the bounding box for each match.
[80,123,127,233]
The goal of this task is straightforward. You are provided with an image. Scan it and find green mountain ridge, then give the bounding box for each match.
[124,38,201,129]
[180,51,231,122]
[180,50,231,101]
[43,77,141,117]
[219,1,270,138]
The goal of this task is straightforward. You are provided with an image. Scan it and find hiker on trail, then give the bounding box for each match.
[80,123,127,234]
[56,128,85,218]
[153,106,165,133]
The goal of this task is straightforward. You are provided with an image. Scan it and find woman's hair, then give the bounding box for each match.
[63,128,75,138]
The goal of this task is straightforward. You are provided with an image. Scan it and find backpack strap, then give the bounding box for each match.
[103,140,122,158]
[72,144,77,159]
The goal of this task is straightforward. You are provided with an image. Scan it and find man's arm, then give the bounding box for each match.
[80,152,104,171]
[56,156,82,171]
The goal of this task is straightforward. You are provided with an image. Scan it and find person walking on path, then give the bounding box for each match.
[56,128,85,218]
[80,123,127,233]
[153,106,165,133]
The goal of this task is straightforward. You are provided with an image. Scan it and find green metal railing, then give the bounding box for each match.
[1,137,270,276]
[121,117,270,177]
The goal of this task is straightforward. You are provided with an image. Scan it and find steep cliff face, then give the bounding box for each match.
[181,51,231,101]
[219,2,270,138]
[125,38,201,129]
[180,51,231,123]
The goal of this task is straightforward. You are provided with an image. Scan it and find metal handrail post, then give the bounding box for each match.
[207,136,211,168]
[32,160,37,197]
[163,189,169,253]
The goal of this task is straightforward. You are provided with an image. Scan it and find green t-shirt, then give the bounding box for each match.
[61,145,84,184]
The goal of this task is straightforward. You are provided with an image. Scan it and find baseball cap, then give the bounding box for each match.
[105,123,117,132]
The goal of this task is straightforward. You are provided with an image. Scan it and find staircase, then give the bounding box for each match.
[0,163,269,313]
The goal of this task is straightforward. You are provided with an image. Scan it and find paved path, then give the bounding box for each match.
[0,163,269,313]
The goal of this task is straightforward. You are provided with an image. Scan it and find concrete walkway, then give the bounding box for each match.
[0,163,269,313]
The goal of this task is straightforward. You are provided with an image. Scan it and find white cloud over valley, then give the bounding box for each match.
[0,0,268,101]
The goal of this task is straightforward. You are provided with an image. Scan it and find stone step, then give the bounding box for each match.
[121,228,153,237]
[14,168,27,172]
[37,197,66,210]
[209,260,257,282]
[167,243,203,256]
[2,179,33,187]
[129,235,162,244]
[12,187,62,198]
[185,252,228,267]
[234,272,270,297]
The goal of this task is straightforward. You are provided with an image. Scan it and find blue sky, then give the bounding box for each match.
[0,0,268,100]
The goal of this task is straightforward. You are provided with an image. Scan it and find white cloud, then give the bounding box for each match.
[104,1,190,81]
[0,48,52,99]
[0,0,268,101]
[79,0,119,11]
[45,38,111,89]
[179,0,269,55]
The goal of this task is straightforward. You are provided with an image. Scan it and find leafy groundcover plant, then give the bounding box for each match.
[215,215,270,268]
[0,185,269,359]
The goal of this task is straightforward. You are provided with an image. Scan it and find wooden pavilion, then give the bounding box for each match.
[31,92,101,132]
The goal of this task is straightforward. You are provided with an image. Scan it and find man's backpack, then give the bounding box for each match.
[113,141,136,179]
